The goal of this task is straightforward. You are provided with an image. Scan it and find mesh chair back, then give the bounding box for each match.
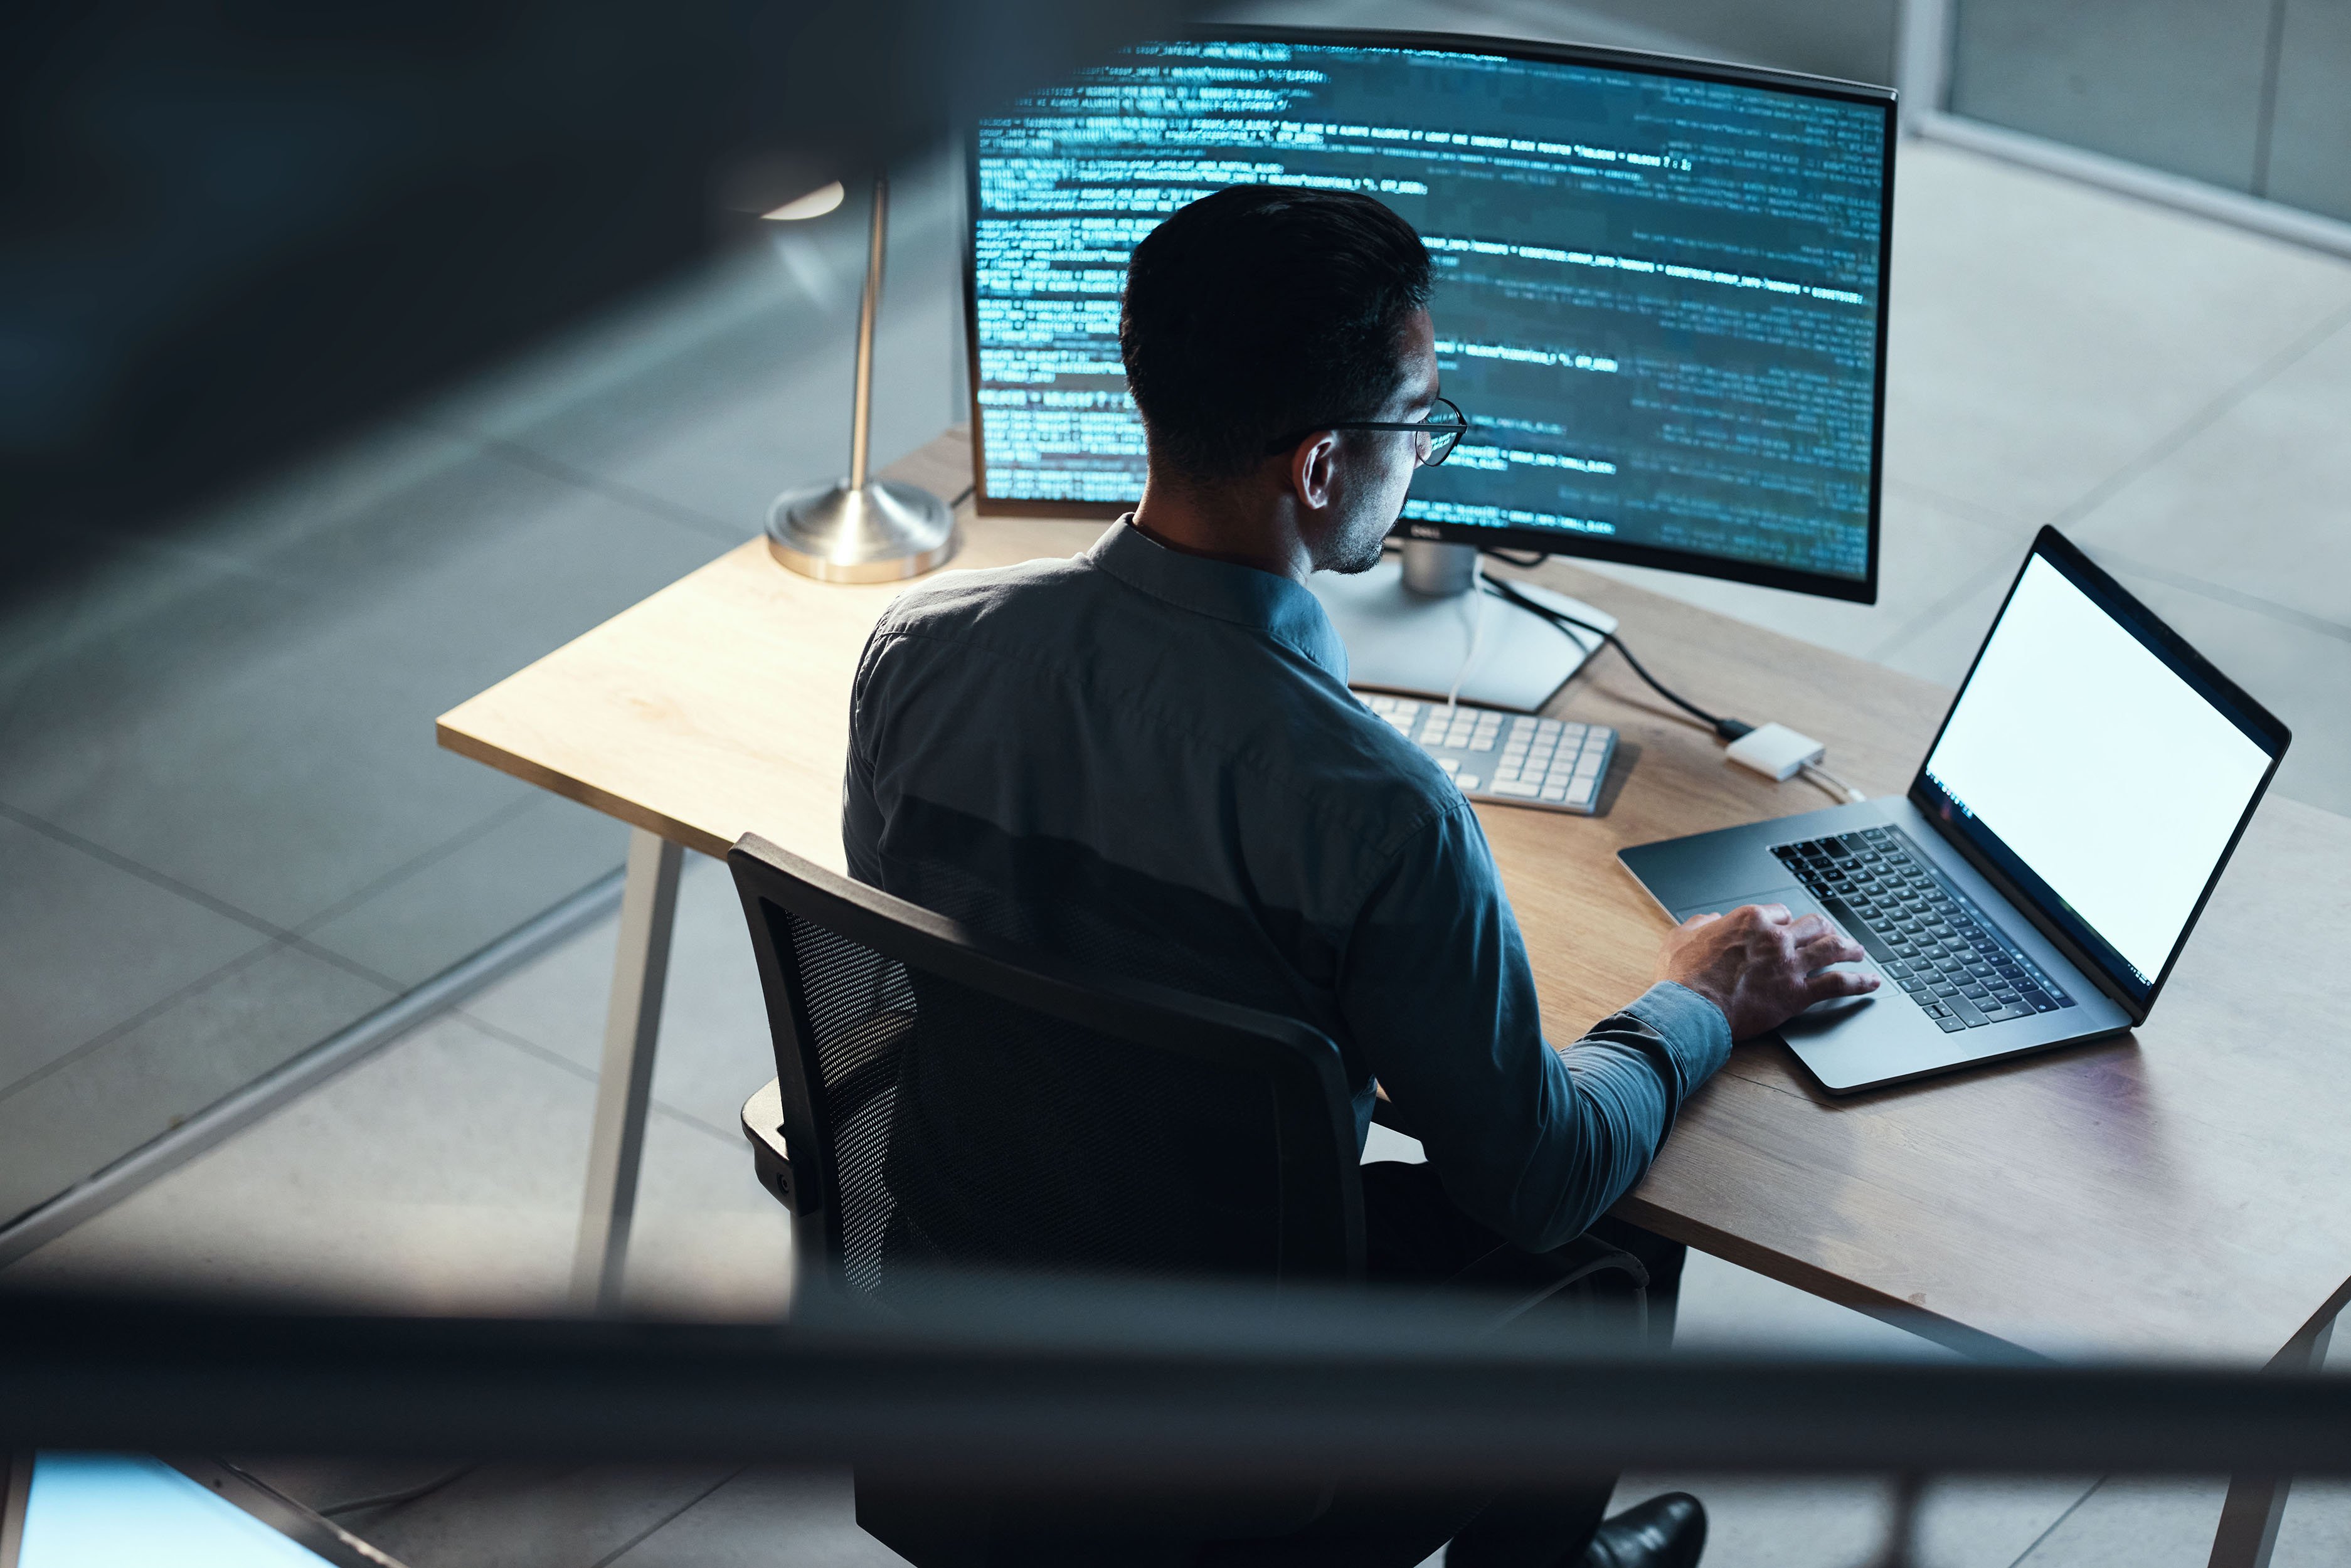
[729,834,1364,1302]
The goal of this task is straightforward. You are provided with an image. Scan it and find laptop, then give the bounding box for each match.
[1620,526,2290,1094]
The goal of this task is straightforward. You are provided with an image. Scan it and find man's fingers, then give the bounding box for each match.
[1785,911,1834,943]
[1676,911,1722,931]
[1741,902,1792,926]
[1796,926,1865,967]
[1803,967,1882,1001]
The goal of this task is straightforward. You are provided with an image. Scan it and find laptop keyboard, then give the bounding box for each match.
[1771,827,2076,1032]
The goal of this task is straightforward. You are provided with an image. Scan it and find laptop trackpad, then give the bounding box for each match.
[1668,888,1882,1025]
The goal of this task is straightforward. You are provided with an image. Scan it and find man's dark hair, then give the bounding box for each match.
[1120,186,1433,483]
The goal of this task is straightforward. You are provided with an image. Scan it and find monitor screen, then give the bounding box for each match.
[1914,538,2285,1002]
[967,28,1894,599]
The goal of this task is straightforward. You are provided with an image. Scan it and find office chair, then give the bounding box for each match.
[728,832,1655,1564]
[726,831,1364,1303]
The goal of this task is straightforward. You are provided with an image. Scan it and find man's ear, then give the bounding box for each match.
[1290,431,1340,511]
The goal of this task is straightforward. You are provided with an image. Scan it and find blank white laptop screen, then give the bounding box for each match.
[1921,554,2271,988]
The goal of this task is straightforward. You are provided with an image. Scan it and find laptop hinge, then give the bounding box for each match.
[1907,788,2148,1024]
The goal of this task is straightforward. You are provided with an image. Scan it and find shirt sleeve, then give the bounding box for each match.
[1339,800,1733,1253]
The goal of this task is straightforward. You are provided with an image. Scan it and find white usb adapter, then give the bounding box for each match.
[1726,721,1827,782]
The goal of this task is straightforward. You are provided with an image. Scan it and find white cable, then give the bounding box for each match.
[1802,760,1867,804]
[1444,556,1488,714]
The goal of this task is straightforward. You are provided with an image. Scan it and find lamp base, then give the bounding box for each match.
[765,479,958,583]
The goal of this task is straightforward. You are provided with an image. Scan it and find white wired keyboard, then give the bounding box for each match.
[1361,694,1616,814]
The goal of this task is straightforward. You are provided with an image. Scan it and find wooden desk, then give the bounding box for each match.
[442,430,2351,1568]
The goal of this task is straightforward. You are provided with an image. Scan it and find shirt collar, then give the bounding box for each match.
[1086,517,1349,683]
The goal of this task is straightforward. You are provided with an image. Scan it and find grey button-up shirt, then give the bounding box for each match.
[844,518,1731,1252]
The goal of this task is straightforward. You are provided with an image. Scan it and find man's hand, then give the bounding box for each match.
[1655,903,1879,1041]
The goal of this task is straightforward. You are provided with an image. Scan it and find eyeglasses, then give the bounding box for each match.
[1266,396,1470,469]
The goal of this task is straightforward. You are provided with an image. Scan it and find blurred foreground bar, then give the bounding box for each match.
[6,1276,2351,1483]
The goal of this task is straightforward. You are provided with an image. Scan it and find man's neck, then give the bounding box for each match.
[1130,474,1310,585]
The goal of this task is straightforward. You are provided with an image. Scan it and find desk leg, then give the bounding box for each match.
[570,829,684,1313]
[2208,1315,2337,1568]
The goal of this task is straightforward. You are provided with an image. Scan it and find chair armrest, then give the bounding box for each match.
[741,1078,804,1213]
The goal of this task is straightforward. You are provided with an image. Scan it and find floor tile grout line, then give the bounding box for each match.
[1866,553,2020,665]
[0,936,336,1113]
[1881,475,2042,536]
[287,792,548,938]
[2003,1475,2106,1567]
[413,418,758,548]
[594,1466,745,1568]
[1872,295,2351,669]
[0,796,415,997]
[456,1010,749,1148]
[0,797,314,951]
[2038,297,2351,538]
[0,868,626,1265]
[2088,548,2351,644]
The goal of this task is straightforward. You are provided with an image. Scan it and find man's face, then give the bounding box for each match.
[1306,308,1440,575]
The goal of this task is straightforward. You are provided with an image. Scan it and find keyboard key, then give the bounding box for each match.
[1540,785,1567,802]
[1936,1015,1969,1032]
[1491,780,1541,797]
[1457,775,1480,791]
[1945,994,1989,1027]
[1435,757,1457,773]
[1566,778,1595,806]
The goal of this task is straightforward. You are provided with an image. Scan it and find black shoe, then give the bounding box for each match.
[1576,1492,1706,1568]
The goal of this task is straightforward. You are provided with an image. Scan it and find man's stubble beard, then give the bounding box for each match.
[1323,504,1397,575]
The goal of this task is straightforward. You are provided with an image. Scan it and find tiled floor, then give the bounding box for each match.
[0,149,973,1231]
[12,7,2351,1562]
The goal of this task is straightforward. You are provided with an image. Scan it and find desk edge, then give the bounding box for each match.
[434,718,733,861]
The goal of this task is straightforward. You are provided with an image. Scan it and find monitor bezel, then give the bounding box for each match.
[1904,526,2291,1018]
[962,23,1897,605]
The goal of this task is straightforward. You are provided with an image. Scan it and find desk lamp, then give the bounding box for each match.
[763,174,958,581]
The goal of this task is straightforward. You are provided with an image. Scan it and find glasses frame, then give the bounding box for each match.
[1266,396,1469,467]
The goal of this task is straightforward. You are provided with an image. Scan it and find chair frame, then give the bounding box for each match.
[728,832,1367,1295]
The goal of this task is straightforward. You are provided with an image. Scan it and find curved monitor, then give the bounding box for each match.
[965,26,1894,602]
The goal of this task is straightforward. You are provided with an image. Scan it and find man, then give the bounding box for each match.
[845,186,1876,1566]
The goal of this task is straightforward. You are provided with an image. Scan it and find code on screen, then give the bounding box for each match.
[972,37,1889,582]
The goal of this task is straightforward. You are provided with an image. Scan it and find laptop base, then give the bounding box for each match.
[1621,797,2131,1094]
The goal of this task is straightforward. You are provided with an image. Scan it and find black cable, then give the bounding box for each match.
[1480,570,1753,742]
[314,1465,477,1517]
[948,482,976,509]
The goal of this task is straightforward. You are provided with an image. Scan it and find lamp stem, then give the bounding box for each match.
[848,171,888,490]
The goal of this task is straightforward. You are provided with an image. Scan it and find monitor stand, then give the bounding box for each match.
[1308,540,1615,713]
